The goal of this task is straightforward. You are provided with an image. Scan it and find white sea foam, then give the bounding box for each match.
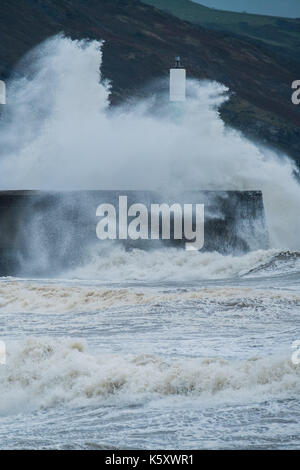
[67,246,280,281]
[1,273,300,314]
[0,337,298,415]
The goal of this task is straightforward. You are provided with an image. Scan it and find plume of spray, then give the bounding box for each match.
[0,34,299,255]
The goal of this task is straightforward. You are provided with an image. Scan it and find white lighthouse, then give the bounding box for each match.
[0,80,6,105]
[169,56,186,102]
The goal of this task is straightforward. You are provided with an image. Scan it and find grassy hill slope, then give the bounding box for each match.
[142,0,300,61]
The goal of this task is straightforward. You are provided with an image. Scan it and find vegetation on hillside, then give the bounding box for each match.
[142,0,300,61]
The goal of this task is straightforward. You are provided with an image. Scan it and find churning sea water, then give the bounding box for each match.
[0,35,300,449]
[0,248,299,449]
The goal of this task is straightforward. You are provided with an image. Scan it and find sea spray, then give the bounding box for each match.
[0,34,299,254]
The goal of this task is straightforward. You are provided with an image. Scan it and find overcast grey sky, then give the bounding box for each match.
[192,0,300,18]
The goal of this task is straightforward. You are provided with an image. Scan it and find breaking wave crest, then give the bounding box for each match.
[0,337,299,415]
[243,250,300,277]
[66,247,300,282]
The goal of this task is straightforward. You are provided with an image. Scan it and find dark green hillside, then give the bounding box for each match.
[142,0,300,61]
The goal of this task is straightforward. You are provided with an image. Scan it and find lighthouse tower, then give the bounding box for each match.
[169,56,186,102]
[0,80,6,105]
